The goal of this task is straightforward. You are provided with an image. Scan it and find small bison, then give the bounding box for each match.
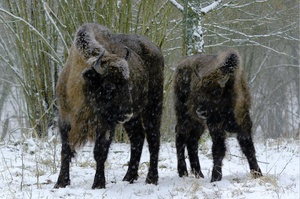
[174,49,262,182]
[54,23,164,189]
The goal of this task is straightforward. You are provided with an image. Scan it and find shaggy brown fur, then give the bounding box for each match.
[174,49,262,182]
[56,45,95,148]
[55,23,164,189]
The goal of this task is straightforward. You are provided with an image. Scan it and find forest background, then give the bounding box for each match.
[0,0,299,143]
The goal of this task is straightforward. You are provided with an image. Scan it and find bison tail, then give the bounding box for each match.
[219,49,241,73]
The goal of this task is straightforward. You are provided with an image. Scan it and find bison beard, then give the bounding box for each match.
[54,23,164,189]
[174,49,262,182]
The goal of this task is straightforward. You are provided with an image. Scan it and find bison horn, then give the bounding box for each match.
[93,50,106,75]
[194,69,202,79]
[125,47,131,60]
[218,74,230,88]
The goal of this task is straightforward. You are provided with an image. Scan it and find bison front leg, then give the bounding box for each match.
[122,117,145,183]
[210,129,226,182]
[175,125,188,177]
[54,120,75,188]
[92,126,114,189]
[186,122,205,178]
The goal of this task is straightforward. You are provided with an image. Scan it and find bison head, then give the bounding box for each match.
[82,49,133,124]
[194,52,239,120]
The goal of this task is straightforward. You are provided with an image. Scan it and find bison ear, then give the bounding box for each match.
[125,47,131,60]
[218,74,230,88]
[93,50,106,75]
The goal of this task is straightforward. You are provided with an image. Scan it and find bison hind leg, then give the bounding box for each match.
[143,106,162,185]
[210,130,226,182]
[54,120,75,188]
[176,124,189,178]
[54,148,75,188]
[54,146,75,188]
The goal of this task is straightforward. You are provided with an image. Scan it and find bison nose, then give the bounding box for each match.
[118,112,133,124]
[196,108,207,119]
[125,112,133,120]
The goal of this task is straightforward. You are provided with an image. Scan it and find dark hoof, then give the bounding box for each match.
[146,170,158,185]
[210,176,222,182]
[92,178,106,189]
[211,170,222,182]
[54,180,70,189]
[123,173,139,183]
[251,169,263,178]
[178,168,188,177]
[92,183,105,189]
[92,184,105,189]
[192,170,204,179]
[211,165,223,182]
[146,176,158,185]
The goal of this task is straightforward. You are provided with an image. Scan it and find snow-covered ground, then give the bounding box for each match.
[0,136,299,199]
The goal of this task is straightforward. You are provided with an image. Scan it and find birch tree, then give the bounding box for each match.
[169,0,222,55]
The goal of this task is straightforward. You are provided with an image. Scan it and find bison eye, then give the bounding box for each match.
[202,79,213,87]
[213,89,222,96]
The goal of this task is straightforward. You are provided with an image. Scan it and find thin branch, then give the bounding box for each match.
[208,24,297,59]
[201,0,222,15]
[43,1,69,51]
[250,50,271,84]
[0,7,64,66]
[168,0,184,12]
[230,153,269,164]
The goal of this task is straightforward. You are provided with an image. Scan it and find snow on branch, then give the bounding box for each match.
[169,0,222,15]
[43,2,69,51]
[201,0,222,14]
[169,0,184,12]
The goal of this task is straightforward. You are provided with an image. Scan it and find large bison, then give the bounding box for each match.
[174,49,262,182]
[54,23,164,189]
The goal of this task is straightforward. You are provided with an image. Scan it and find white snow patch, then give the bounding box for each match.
[0,138,299,198]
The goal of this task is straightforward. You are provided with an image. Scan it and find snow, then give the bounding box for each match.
[168,0,184,12]
[201,0,222,15]
[169,0,223,15]
[0,136,299,199]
